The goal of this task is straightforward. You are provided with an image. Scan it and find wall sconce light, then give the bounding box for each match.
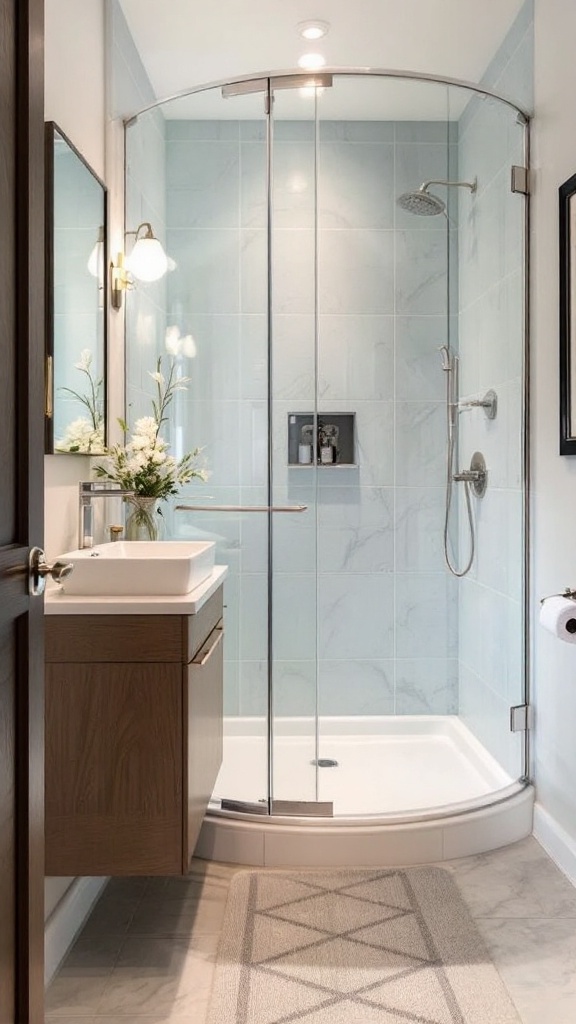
[110,222,170,310]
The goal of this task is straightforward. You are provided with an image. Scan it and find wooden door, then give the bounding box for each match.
[0,0,45,1020]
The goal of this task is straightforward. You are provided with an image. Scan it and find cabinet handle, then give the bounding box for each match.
[192,627,224,666]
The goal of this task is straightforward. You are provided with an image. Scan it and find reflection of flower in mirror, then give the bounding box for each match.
[165,324,197,358]
[55,348,104,453]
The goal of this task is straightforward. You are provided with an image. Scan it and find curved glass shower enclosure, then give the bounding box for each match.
[124,71,528,822]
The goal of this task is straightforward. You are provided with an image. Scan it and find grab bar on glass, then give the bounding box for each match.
[175,504,308,513]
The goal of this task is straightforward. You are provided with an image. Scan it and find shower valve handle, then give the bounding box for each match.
[453,469,484,483]
[453,452,488,499]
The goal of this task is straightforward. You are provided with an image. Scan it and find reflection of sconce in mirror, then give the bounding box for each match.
[110,222,171,310]
[87,226,105,282]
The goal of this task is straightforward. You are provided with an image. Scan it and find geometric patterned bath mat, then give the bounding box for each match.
[207,868,521,1024]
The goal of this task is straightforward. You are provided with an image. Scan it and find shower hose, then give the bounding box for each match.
[443,370,475,578]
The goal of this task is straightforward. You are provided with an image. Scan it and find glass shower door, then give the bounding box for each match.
[148,85,274,812]
[269,81,323,812]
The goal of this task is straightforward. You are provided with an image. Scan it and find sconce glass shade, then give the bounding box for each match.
[127,224,169,282]
[87,227,105,281]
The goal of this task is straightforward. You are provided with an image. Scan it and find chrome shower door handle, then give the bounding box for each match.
[175,504,308,513]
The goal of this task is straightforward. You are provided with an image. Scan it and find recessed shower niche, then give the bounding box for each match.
[287,412,356,467]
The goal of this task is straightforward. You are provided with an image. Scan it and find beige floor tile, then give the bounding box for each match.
[46,971,111,1018]
[479,916,576,1024]
[114,933,219,969]
[447,837,576,919]
[104,879,150,900]
[47,843,576,1024]
[65,934,126,970]
[94,935,218,1017]
[143,877,219,902]
[80,897,142,939]
[44,1018,95,1024]
[126,895,226,938]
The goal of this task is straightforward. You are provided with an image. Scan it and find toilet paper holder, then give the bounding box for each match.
[540,587,576,605]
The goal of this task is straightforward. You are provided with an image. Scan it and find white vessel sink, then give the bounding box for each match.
[58,541,216,596]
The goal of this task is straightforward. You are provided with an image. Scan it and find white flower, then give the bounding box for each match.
[92,356,208,501]
[129,451,148,472]
[74,349,93,372]
[129,434,149,451]
[134,416,157,438]
[56,416,104,454]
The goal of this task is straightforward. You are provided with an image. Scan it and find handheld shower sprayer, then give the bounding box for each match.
[438,346,458,431]
[438,346,475,577]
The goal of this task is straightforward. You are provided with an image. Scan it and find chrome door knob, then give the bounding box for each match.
[29,546,74,597]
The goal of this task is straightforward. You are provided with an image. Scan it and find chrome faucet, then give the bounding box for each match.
[79,482,134,549]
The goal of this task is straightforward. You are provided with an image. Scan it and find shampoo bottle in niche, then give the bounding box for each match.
[318,422,336,464]
[298,422,313,464]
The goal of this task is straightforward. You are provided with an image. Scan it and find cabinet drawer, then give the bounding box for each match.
[46,615,183,663]
[186,588,223,662]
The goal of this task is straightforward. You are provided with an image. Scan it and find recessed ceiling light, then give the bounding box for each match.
[297,20,330,41]
[298,53,326,70]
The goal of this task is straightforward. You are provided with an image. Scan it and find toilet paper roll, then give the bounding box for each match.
[539,595,576,643]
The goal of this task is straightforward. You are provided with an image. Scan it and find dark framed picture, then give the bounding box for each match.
[559,172,576,453]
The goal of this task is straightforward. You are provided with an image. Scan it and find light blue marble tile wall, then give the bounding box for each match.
[164,118,458,723]
[456,2,532,777]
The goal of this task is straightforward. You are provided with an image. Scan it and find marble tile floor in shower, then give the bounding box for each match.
[45,837,576,1024]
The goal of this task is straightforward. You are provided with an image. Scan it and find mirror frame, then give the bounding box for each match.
[44,121,108,454]
[559,171,576,454]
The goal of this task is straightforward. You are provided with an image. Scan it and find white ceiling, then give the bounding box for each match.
[118,0,526,120]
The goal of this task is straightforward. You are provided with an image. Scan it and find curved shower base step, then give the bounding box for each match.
[196,784,534,866]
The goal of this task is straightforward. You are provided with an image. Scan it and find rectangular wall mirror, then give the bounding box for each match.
[45,122,107,454]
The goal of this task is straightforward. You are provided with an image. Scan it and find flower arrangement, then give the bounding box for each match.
[55,349,105,453]
[93,358,207,538]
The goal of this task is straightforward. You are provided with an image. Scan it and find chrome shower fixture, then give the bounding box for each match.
[438,347,478,578]
[438,344,452,371]
[438,346,458,428]
[397,178,477,217]
[459,389,498,420]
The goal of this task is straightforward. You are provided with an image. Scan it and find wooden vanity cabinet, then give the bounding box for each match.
[45,587,223,875]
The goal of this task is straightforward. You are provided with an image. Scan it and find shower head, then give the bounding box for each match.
[397,188,446,217]
[397,178,477,218]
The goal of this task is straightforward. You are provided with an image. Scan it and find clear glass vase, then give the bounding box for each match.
[125,496,164,541]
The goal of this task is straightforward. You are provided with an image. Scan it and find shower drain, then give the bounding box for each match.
[310,758,339,768]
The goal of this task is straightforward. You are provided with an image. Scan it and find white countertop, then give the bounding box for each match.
[44,564,228,615]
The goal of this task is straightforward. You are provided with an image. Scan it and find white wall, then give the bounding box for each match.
[531,0,576,877]
[44,0,107,562]
[44,0,107,955]
[45,0,106,177]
